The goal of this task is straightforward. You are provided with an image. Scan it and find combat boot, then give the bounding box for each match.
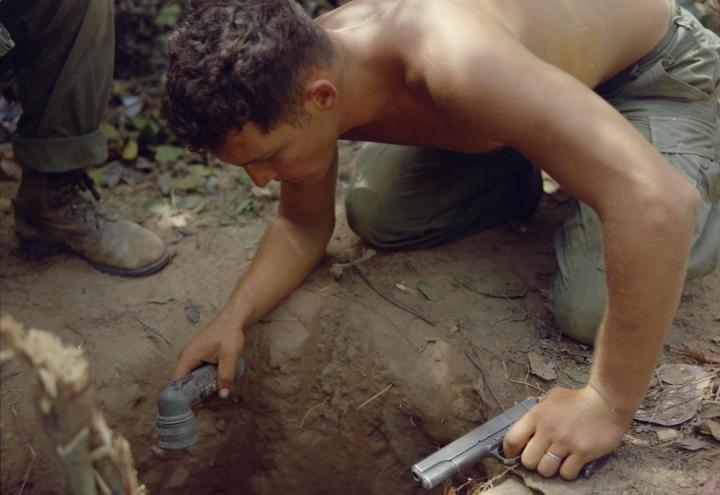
[14,169,169,276]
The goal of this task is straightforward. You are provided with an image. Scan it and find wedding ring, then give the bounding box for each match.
[545,450,564,463]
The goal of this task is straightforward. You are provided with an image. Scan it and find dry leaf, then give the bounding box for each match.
[677,437,712,451]
[528,352,557,381]
[655,428,679,443]
[635,364,716,426]
[473,374,488,403]
[184,298,201,324]
[677,345,720,365]
[699,401,720,420]
[330,264,344,280]
[697,420,720,442]
[417,280,441,301]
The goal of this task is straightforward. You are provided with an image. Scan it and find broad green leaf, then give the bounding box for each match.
[88,166,107,186]
[155,145,184,163]
[172,176,198,191]
[155,4,181,27]
[183,194,206,212]
[232,198,255,216]
[122,139,139,161]
[563,367,588,384]
[188,164,213,177]
[416,280,441,301]
[112,80,130,96]
[99,122,121,141]
[144,198,172,216]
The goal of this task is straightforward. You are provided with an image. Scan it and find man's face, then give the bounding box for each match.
[217,119,336,187]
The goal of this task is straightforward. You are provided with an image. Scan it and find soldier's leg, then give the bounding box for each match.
[549,5,720,344]
[345,144,542,250]
[2,0,112,170]
[2,0,169,276]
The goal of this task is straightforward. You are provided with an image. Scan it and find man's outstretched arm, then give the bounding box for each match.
[172,151,338,394]
[428,36,700,478]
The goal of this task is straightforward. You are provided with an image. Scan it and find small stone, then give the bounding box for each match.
[204,175,220,195]
[656,428,679,442]
[150,446,165,458]
[215,418,227,433]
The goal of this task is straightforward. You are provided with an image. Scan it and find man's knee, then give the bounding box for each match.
[345,184,402,248]
[549,275,605,345]
[345,143,433,249]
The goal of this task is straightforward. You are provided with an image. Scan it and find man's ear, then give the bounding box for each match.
[306,79,338,111]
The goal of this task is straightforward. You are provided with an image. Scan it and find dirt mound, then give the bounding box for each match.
[1,144,718,494]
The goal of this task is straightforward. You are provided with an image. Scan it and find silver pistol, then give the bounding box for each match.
[412,397,537,489]
[412,397,608,489]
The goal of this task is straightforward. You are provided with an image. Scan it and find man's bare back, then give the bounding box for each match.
[165,0,717,483]
[325,0,672,152]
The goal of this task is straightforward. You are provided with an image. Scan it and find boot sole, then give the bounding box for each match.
[19,239,171,277]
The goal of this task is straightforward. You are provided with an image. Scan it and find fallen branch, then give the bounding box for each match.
[357,383,394,410]
[0,314,148,495]
[463,349,505,411]
[18,443,36,495]
[353,266,437,326]
[299,398,329,429]
[134,316,171,345]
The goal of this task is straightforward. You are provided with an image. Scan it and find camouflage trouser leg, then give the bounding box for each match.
[345,145,542,250]
[0,0,114,172]
[549,5,720,344]
[345,5,719,345]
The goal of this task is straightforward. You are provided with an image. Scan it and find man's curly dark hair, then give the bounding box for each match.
[164,0,334,152]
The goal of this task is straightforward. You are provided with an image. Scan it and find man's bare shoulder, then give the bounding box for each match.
[316,0,399,30]
[323,0,670,88]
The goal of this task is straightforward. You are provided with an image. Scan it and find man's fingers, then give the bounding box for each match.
[536,444,569,478]
[520,434,550,471]
[503,412,536,458]
[217,352,239,398]
[558,453,585,480]
[171,350,203,380]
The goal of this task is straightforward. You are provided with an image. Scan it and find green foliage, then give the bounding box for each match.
[154,145,185,163]
[154,4,181,27]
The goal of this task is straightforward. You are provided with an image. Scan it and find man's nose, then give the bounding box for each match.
[245,163,277,188]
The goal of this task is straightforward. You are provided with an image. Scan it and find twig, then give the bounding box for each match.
[357,383,394,410]
[476,465,517,492]
[464,350,504,410]
[299,398,329,429]
[18,443,36,495]
[133,316,171,345]
[508,374,546,394]
[66,324,86,337]
[353,266,437,326]
[332,248,377,270]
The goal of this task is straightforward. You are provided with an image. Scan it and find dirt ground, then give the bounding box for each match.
[1,141,719,495]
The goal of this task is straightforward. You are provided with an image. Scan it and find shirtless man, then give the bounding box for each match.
[164,0,719,480]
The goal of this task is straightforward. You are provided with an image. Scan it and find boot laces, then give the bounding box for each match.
[50,172,103,226]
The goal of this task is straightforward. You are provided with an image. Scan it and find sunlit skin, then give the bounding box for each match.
[174,0,702,480]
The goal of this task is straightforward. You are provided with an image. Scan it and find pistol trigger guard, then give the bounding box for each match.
[490,443,520,467]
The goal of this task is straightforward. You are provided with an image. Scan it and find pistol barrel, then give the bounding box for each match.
[411,398,538,489]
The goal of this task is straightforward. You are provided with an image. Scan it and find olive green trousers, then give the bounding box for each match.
[345,5,720,344]
[0,0,114,173]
